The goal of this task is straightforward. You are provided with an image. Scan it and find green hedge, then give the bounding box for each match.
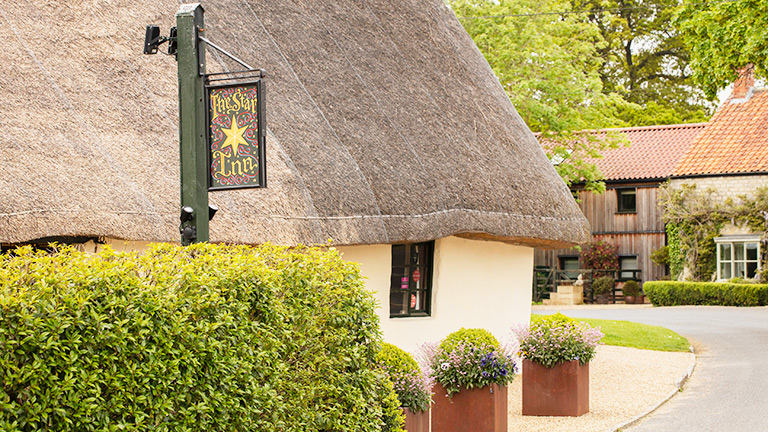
[0,243,403,432]
[644,280,768,306]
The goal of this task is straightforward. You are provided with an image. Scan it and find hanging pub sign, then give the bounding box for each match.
[206,79,266,190]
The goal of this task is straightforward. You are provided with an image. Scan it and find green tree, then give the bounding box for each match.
[676,0,768,99]
[449,0,632,192]
[573,0,713,125]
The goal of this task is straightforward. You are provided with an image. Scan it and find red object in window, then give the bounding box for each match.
[401,276,409,289]
[413,269,421,283]
[411,294,417,308]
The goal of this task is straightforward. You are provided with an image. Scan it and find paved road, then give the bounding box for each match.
[534,306,768,432]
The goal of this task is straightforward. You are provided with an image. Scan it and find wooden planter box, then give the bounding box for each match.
[403,407,429,432]
[522,359,589,417]
[431,382,507,432]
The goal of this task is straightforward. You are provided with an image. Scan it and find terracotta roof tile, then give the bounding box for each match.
[594,124,706,180]
[674,90,768,176]
[540,123,705,181]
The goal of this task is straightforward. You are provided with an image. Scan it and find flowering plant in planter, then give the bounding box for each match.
[422,328,516,396]
[377,343,433,413]
[513,314,604,368]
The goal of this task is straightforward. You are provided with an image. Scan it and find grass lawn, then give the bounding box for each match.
[532,314,690,352]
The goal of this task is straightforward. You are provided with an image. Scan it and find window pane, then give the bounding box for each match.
[414,243,428,265]
[560,257,580,279]
[410,290,427,312]
[410,244,422,268]
[721,262,732,279]
[721,243,732,261]
[620,256,639,280]
[734,262,745,278]
[392,245,406,267]
[747,262,758,279]
[735,243,745,261]
[561,257,579,270]
[621,257,639,269]
[390,268,406,291]
[413,266,427,291]
[747,243,758,261]
[618,189,636,212]
[390,291,407,315]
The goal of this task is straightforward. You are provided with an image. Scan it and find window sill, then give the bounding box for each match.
[389,313,431,319]
[615,211,637,215]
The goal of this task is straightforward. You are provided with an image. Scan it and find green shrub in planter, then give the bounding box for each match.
[534,311,576,328]
[440,327,500,352]
[0,243,402,432]
[592,276,615,295]
[377,343,432,413]
[423,328,516,396]
[622,280,641,296]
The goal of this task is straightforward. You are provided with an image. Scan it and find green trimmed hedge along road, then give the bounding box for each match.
[533,314,690,352]
[0,244,403,432]
[644,281,768,306]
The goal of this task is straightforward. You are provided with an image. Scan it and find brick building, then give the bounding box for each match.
[670,65,768,280]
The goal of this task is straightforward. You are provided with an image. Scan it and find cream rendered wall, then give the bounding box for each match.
[79,238,156,253]
[336,236,533,353]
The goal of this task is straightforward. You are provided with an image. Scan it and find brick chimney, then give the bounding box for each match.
[733,64,755,99]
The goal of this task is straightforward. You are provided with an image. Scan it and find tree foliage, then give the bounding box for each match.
[449,0,633,192]
[575,0,713,125]
[450,0,627,132]
[676,0,768,99]
[448,0,712,193]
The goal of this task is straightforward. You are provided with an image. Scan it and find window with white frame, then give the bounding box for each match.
[716,236,761,280]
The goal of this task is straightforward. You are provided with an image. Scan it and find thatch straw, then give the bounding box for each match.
[0,0,589,249]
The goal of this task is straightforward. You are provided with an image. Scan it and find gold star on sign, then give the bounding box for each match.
[220,115,248,156]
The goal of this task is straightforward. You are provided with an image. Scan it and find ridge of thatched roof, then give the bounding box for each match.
[0,0,589,249]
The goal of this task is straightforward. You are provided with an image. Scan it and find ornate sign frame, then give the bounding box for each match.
[205,78,266,190]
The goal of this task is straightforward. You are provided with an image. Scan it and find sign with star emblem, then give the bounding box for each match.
[206,80,266,190]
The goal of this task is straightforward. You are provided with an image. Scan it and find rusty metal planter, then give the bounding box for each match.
[522,359,589,416]
[431,382,507,432]
[403,407,429,432]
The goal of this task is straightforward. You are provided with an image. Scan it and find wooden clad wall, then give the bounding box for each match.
[579,185,664,233]
[534,182,668,284]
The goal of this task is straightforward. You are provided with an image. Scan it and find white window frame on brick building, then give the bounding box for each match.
[715,235,761,281]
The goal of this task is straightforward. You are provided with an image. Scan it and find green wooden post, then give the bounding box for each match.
[176,3,208,245]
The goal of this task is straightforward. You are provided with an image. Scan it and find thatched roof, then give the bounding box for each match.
[0,0,589,249]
